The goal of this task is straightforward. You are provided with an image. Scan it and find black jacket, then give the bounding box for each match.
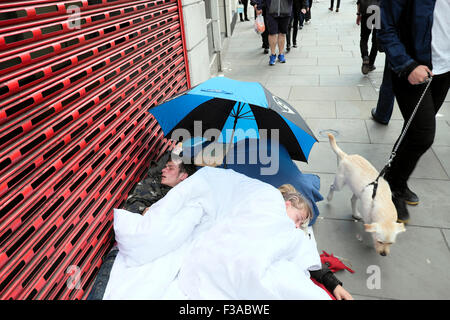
[255,0,293,17]
[377,0,437,78]
[310,264,343,294]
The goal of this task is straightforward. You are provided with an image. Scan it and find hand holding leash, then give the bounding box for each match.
[408,65,433,85]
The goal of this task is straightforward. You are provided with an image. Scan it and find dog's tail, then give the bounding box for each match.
[328,133,346,160]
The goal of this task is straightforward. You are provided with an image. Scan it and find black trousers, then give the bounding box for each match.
[385,71,450,191]
[330,0,340,9]
[286,8,301,47]
[261,7,269,49]
[305,0,312,21]
[360,14,378,66]
[239,0,249,20]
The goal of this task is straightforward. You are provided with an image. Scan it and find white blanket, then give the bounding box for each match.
[103,167,330,300]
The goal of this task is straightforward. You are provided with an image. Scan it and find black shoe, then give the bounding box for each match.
[263,48,269,54]
[368,65,376,72]
[392,193,410,224]
[286,46,291,53]
[245,17,250,21]
[371,108,389,125]
[361,56,370,74]
[293,42,297,48]
[395,186,419,206]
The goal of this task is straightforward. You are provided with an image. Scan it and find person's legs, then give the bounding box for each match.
[286,16,292,51]
[292,10,300,46]
[329,0,334,10]
[299,9,305,29]
[306,0,312,22]
[385,72,450,208]
[278,33,286,55]
[372,57,395,124]
[430,71,450,113]
[360,14,371,74]
[368,28,378,68]
[269,34,278,54]
[277,16,289,62]
[262,8,269,52]
[242,0,249,20]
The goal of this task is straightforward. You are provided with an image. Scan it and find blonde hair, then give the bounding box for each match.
[278,184,313,231]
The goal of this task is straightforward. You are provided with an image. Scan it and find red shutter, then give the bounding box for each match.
[0,0,189,299]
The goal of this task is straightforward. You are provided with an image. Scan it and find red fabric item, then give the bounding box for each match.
[320,251,355,273]
[310,251,354,299]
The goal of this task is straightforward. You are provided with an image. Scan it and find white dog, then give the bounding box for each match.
[326,134,405,256]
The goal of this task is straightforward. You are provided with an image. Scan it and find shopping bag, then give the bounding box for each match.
[254,14,265,34]
[237,3,244,14]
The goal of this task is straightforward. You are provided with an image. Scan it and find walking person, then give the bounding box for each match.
[252,0,269,53]
[256,0,294,66]
[305,0,312,24]
[239,0,250,21]
[329,0,340,12]
[357,0,379,74]
[377,0,450,223]
[371,56,395,125]
[286,0,308,52]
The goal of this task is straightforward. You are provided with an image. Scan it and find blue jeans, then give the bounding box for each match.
[374,57,395,123]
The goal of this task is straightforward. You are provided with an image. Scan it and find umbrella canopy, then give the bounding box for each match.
[149,77,317,162]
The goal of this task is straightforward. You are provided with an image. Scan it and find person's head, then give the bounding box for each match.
[278,184,313,231]
[161,156,197,187]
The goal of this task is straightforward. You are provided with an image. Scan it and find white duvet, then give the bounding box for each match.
[103,167,330,300]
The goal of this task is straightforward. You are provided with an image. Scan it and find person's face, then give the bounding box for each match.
[285,201,308,229]
[161,160,188,187]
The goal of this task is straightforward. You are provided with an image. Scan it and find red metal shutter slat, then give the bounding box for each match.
[0,0,190,299]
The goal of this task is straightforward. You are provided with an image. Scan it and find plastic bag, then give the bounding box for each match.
[237,1,244,14]
[254,14,265,34]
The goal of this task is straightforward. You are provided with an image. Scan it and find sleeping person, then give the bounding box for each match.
[91,152,352,300]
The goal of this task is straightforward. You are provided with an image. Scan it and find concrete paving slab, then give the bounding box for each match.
[290,65,340,75]
[288,100,336,119]
[336,100,403,121]
[312,219,450,300]
[358,86,379,100]
[319,74,372,87]
[433,146,450,177]
[290,86,361,100]
[305,118,370,143]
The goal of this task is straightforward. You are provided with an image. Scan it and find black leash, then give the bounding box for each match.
[367,76,433,200]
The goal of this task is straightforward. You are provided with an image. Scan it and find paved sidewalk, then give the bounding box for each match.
[218,0,450,300]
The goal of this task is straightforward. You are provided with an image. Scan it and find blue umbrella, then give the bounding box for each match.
[148,77,317,162]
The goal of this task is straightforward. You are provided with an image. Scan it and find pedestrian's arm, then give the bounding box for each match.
[377,0,419,79]
[253,0,263,11]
